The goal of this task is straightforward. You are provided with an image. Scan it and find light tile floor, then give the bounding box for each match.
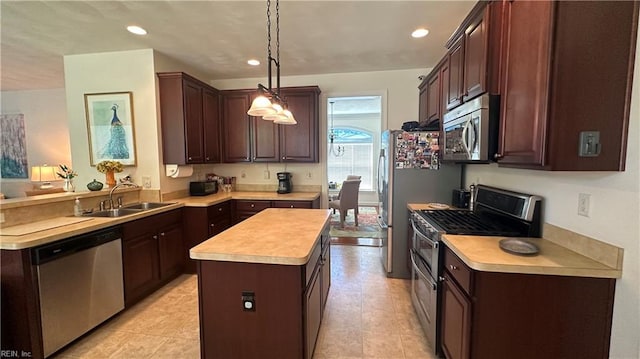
[55,245,436,359]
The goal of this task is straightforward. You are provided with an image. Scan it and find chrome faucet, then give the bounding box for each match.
[108,182,138,209]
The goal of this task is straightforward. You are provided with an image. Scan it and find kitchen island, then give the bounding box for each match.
[190,208,331,359]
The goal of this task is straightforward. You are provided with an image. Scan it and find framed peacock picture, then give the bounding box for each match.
[84,92,137,166]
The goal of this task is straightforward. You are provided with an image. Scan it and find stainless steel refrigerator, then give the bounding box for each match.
[377,130,461,278]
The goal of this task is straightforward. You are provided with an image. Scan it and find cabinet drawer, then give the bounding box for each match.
[123,209,182,240]
[444,247,473,295]
[234,200,271,212]
[272,200,313,209]
[209,201,231,219]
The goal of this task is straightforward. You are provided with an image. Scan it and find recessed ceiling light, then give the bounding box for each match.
[411,28,429,38]
[248,59,260,66]
[127,25,147,35]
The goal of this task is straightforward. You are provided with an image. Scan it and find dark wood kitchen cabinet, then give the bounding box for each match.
[418,60,445,128]
[196,222,330,359]
[440,246,616,359]
[462,5,488,102]
[279,86,320,162]
[496,1,638,170]
[232,199,320,224]
[232,199,272,224]
[220,86,320,163]
[158,72,221,164]
[418,77,429,126]
[122,209,183,307]
[445,36,465,111]
[183,201,232,273]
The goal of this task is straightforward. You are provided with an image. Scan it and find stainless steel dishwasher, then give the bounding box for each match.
[33,227,124,358]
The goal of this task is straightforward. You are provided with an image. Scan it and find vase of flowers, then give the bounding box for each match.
[96,160,124,188]
[57,164,78,192]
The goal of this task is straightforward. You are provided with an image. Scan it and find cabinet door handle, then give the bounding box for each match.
[218,208,223,212]
[449,264,458,271]
[153,235,158,239]
[253,157,256,160]
[206,157,210,161]
[439,276,446,282]
[188,157,192,161]
[494,153,503,159]
[246,157,250,160]
[290,205,294,208]
[160,232,165,237]
[282,156,286,160]
[210,223,215,228]
[251,204,255,208]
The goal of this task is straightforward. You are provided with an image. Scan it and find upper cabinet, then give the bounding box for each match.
[279,87,321,162]
[158,72,220,165]
[444,2,502,110]
[421,2,502,123]
[496,1,638,170]
[220,86,320,163]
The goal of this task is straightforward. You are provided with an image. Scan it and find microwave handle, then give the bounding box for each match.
[469,116,479,152]
[461,121,472,158]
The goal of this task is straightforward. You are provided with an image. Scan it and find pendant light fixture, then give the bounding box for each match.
[247,0,296,125]
[328,101,345,157]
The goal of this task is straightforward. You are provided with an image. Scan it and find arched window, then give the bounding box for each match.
[327,127,374,190]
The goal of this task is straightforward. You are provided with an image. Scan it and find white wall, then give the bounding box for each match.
[464,30,640,359]
[0,89,70,198]
[63,49,161,191]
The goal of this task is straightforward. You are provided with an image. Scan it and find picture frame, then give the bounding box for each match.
[84,92,137,166]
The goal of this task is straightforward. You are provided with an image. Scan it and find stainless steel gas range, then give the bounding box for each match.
[409,185,542,356]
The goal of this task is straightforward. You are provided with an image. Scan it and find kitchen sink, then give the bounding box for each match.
[124,202,174,210]
[84,208,144,217]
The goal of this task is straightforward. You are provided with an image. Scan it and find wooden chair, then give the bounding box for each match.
[328,179,361,227]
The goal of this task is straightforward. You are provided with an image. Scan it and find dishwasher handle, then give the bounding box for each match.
[32,227,122,265]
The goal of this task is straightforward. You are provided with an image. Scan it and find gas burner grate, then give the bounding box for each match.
[418,210,522,236]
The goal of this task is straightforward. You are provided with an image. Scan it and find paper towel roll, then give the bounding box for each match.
[165,164,194,178]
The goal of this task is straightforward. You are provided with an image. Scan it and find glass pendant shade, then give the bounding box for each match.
[274,109,297,125]
[247,95,276,116]
[263,103,288,121]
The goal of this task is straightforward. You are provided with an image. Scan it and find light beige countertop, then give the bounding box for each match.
[441,234,621,279]
[178,191,320,207]
[190,208,331,265]
[0,203,184,250]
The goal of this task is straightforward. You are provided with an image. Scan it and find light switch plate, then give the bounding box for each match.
[579,131,600,157]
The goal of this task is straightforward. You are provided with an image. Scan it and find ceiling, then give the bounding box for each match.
[1,1,475,91]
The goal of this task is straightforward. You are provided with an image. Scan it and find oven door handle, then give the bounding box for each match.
[411,219,438,249]
[410,251,437,291]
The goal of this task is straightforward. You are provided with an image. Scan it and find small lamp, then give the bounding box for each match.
[31,165,58,189]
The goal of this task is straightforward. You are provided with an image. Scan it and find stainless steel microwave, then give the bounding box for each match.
[442,94,499,162]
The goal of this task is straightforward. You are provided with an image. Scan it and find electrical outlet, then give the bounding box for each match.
[264,170,270,180]
[142,176,151,188]
[578,193,590,217]
[241,171,246,178]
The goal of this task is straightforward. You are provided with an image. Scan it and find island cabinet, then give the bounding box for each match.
[182,201,232,273]
[157,72,221,164]
[496,1,638,170]
[440,246,616,359]
[122,209,184,307]
[192,209,331,359]
[220,86,320,163]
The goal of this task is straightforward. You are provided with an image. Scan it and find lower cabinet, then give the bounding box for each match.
[197,227,330,359]
[122,209,183,307]
[232,198,320,224]
[183,201,232,273]
[440,245,616,359]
